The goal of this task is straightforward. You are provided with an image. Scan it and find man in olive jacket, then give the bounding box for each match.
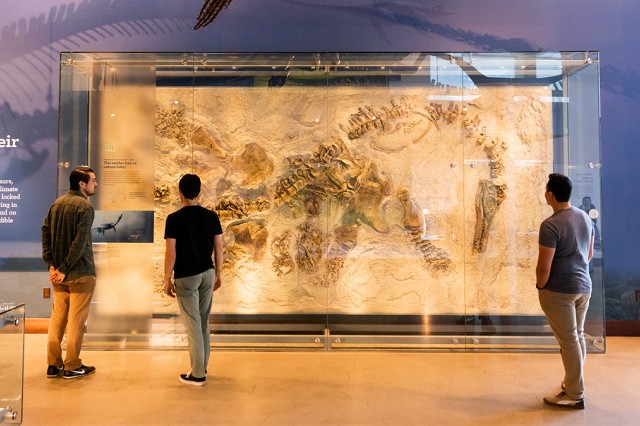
[42,166,98,379]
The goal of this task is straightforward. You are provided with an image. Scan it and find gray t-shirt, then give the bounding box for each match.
[539,206,594,293]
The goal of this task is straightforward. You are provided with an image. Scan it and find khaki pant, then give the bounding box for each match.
[538,289,591,400]
[47,275,96,370]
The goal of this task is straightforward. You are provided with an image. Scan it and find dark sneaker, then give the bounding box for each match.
[179,372,206,386]
[543,391,585,409]
[63,365,96,379]
[46,365,63,378]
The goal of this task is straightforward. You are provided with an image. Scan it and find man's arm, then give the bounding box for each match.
[588,234,595,262]
[41,213,56,282]
[212,234,224,291]
[164,238,177,298]
[58,207,94,278]
[41,214,53,266]
[536,244,555,289]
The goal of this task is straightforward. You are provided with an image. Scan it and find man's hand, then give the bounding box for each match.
[49,267,65,284]
[164,279,176,298]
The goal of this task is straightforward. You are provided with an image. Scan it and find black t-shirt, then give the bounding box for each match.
[164,205,223,279]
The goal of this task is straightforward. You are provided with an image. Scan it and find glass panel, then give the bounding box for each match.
[153,54,332,348]
[58,53,90,195]
[0,303,24,424]
[61,53,158,348]
[57,52,603,351]
[458,53,557,349]
[564,53,604,351]
[322,54,467,349]
[427,55,470,347]
[455,52,604,351]
[151,53,197,348]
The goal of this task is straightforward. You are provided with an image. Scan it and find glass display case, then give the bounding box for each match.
[0,304,24,424]
[58,52,603,351]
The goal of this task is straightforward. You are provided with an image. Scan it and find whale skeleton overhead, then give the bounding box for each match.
[194,0,234,30]
[193,0,453,30]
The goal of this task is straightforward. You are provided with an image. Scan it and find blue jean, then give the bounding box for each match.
[538,289,591,400]
[175,268,214,378]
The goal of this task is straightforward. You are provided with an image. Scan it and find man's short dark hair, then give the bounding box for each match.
[179,174,201,200]
[69,167,95,191]
[546,173,572,202]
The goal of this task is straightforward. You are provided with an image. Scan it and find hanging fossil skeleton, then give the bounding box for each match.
[194,0,234,30]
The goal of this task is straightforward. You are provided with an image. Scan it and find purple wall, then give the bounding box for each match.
[1,0,638,320]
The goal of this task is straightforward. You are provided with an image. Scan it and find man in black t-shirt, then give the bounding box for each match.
[163,174,223,386]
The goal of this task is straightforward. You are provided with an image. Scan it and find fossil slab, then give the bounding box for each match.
[153,84,552,315]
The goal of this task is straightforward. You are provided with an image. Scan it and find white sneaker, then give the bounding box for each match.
[543,391,585,409]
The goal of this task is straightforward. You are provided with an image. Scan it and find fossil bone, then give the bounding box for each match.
[405,226,452,276]
[231,142,274,187]
[190,126,230,162]
[155,106,198,146]
[472,179,507,253]
[155,106,230,162]
[476,134,507,179]
[271,230,295,277]
[226,219,269,261]
[295,222,325,274]
[340,100,406,140]
[154,184,171,202]
[314,224,360,288]
[273,138,364,206]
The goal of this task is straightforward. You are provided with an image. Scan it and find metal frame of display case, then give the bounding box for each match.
[1,304,24,424]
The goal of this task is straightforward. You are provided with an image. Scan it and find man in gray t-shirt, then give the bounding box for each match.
[536,173,595,410]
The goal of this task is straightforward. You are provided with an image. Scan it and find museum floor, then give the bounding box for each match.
[19,334,639,426]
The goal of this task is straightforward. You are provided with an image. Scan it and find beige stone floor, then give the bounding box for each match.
[16,335,640,425]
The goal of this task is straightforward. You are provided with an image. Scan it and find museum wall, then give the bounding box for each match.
[0,0,638,325]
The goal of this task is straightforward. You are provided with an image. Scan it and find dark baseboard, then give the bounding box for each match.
[606,320,640,336]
